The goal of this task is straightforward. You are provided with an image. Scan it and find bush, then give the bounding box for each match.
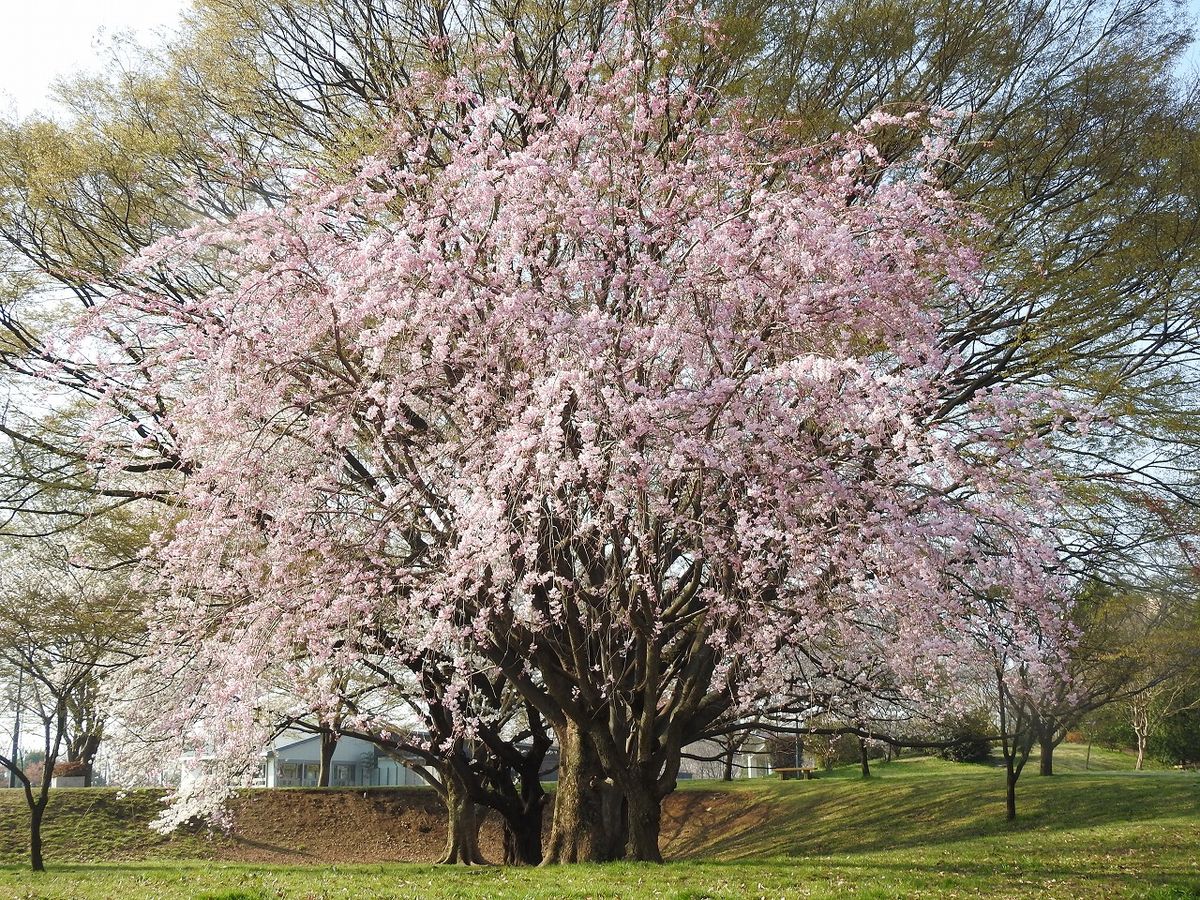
[1083,705,1136,750]
[1152,708,1200,767]
[938,711,994,763]
[812,733,862,770]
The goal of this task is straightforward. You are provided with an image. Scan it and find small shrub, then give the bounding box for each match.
[938,711,994,763]
[811,733,860,771]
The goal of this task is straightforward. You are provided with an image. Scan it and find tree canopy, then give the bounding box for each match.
[0,0,1197,865]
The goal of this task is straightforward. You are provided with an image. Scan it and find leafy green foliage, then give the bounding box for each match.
[1152,706,1200,766]
[933,710,995,763]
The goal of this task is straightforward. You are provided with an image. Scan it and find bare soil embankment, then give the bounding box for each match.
[0,785,764,865]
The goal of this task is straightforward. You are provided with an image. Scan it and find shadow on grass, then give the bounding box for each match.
[668,769,1200,860]
[688,854,1200,896]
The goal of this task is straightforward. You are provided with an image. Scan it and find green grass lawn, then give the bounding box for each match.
[0,745,1197,899]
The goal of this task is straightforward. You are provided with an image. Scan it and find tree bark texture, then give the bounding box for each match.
[1039,737,1055,776]
[67,733,103,788]
[543,723,623,864]
[623,785,663,863]
[28,802,45,872]
[438,772,487,865]
[318,728,338,788]
[502,808,545,866]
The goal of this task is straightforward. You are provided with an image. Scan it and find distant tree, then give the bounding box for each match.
[1128,677,1200,770]
[980,601,1074,822]
[1024,579,1198,776]
[0,539,133,871]
[0,441,151,790]
[62,670,105,787]
[1150,703,1200,767]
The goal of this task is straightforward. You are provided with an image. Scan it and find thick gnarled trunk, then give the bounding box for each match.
[438,772,487,865]
[623,785,663,863]
[543,723,624,864]
[502,807,545,866]
[67,733,103,788]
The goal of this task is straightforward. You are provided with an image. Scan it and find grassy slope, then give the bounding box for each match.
[1,745,1197,899]
[0,787,226,863]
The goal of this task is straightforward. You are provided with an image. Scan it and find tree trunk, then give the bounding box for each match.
[438,773,486,865]
[859,738,871,778]
[543,722,620,864]
[623,785,663,863]
[722,743,735,781]
[1038,737,1054,776]
[496,751,549,865]
[1131,700,1150,772]
[501,800,545,865]
[29,802,45,872]
[601,780,628,861]
[318,729,337,788]
[1005,763,1017,821]
[68,733,102,788]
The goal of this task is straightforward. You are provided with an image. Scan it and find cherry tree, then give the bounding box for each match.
[81,14,1073,862]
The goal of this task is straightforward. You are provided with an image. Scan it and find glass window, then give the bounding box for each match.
[278,762,300,786]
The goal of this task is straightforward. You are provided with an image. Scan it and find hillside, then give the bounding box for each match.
[0,743,1166,865]
[0,746,1196,898]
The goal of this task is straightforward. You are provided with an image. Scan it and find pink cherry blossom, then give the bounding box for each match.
[80,10,1076,852]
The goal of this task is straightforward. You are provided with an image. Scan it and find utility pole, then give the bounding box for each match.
[794,711,801,770]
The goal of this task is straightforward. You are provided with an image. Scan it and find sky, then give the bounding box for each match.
[1,0,1200,117]
[0,0,189,118]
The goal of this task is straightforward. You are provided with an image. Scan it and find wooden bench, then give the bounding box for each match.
[774,767,815,780]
